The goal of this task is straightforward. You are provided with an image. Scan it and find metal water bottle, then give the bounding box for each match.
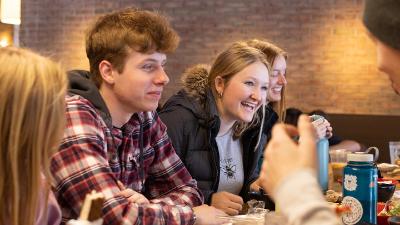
[316,137,329,192]
[342,153,378,225]
[310,115,329,192]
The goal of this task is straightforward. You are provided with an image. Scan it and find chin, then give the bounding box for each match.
[137,104,158,112]
[240,115,255,123]
[268,96,281,103]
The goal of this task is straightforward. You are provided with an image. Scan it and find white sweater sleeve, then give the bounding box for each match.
[273,169,342,225]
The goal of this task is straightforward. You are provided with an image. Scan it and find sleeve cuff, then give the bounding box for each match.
[273,169,334,224]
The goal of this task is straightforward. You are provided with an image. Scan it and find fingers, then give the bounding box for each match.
[120,188,149,204]
[120,188,135,198]
[117,180,125,190]
[226,192,243,205]
[223,193,243,215]
[250,179,261,191]
[298,115,317,143]
[227,200,243,210]
[128,193,150,204]
[270,123,298,143]
[225,207,240,216]
[326,126,333,138]
[211,192,243,216]
[214,208,228,217]
[213,208,229,225]
[297,115,317,167]
[311,116,334,139]
[193,205,229,225]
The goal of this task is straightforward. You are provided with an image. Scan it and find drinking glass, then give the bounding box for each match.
[329,149,348,192]
[389,142,400,165]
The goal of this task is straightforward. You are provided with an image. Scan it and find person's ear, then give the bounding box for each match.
[99,60,115,85]
[214,76,225,98]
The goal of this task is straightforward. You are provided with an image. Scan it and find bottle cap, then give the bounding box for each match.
[347,152,374,162]
[310,114,324,122]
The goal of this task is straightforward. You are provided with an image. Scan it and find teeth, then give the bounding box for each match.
[273,87,282,91]
[241,102,256,110]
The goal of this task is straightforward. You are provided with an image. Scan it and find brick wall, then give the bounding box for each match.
[20,0,400,115]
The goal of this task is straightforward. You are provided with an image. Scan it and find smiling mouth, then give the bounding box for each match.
[271,87,282,92]
[148,91,162,95]
[241,101,257,111]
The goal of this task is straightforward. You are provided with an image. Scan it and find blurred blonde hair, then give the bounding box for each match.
[0,47,67,225]
[245,39,288,122]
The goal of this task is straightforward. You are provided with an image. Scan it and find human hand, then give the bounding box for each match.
[193,205,228,225]
[250,178,262,192]
[210,191,243,215]
[259,115,317,198]
[311,116,333,139]
[117,181,149,204]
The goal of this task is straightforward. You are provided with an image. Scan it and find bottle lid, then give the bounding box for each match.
[310,114,324,122]
[347,152,374,162]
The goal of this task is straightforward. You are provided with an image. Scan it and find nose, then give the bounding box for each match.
[278,73,287,85]
[155,68,170,86]
[251,88,262,101]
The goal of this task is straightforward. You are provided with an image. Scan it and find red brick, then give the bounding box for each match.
[19,0,400,115]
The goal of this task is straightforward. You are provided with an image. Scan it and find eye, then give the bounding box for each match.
[272,70,286,77]
[142,64,156,72]
[261,85,268,91]
[271,70,280,77]
[244,81,255,86]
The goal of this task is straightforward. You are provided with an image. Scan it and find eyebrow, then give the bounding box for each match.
[141,58,167,65]
[247,76,269,85]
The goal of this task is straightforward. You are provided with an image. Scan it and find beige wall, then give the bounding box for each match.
[20,0,400,115]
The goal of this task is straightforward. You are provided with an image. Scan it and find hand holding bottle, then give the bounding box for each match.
[259,115,317,197]
[310,115,333,139]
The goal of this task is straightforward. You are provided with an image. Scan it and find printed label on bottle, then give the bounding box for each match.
[342,196,363,225]
[344,174,357,191]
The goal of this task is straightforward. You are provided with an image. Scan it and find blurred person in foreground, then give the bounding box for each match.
[0,47,67,225]
[259,0,400,224]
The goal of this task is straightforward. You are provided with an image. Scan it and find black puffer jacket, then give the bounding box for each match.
[159,67,269,204]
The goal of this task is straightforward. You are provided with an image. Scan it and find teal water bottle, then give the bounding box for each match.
[342,152,378,225]
[310,115,329,192]
[317,137,329,192]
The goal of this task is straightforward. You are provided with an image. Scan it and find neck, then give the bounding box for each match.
[216,99,235,136]
[99,86,132,128]
[218,116,235,136]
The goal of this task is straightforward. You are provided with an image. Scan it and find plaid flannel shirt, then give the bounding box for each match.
[51,94,203,225]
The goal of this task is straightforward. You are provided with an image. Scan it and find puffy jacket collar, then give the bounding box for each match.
[162,66,219,127]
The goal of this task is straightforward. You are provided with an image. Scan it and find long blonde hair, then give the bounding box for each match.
[208,41,270,138]
[0,47,67,225]
[245,39,288,122]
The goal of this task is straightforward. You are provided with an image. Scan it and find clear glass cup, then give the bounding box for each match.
[329,149,348,192]
[389,142,400,165]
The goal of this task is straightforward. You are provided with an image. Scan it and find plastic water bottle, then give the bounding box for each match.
[342,152,378,225]
[310,115,329,192]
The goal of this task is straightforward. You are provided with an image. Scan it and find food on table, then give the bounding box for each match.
[325,189,342,203]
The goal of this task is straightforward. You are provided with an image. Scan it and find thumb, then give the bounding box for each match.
[117,181,125,190]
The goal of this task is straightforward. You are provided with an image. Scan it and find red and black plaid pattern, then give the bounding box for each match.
[51,94,203,225]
